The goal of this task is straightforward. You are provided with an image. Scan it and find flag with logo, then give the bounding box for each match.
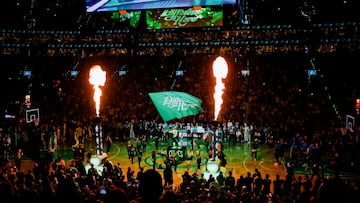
[149,91,204,122]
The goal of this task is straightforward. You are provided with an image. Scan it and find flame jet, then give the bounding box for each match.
[89,65,106,117]
[212,56,228,120]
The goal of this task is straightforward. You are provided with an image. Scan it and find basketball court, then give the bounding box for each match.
[18,136,360,187]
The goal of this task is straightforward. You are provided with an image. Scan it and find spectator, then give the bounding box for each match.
[225,170,236,190]
[138,169,163,203]
[0,181,18,203]
[161,190,179,203]
[262,173,272,197]
[216,171,226,187]
[103,187,129,203]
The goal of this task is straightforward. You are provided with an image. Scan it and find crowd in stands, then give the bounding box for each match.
[0,152,359,203]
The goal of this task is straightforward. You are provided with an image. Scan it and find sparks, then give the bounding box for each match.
[212,56,228,120]
[89,65,106,117]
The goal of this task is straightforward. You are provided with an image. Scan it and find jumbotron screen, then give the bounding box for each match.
[110,10,142,28]
[146,7,223,29]
[87,0,236,12]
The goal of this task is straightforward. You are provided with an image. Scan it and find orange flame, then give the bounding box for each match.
[89,65,106,117]
[212,56,228,120]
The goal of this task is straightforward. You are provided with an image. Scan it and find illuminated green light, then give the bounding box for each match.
[206,161,219,173]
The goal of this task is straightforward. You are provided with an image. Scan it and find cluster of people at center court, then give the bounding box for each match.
[124,138,232,180]
[120,120,266,176]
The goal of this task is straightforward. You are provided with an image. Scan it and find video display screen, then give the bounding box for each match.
[86,0,236,12]
[110,10,142,28]
[146,7,223,29]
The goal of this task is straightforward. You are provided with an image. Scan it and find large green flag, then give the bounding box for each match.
[148,91,204,122]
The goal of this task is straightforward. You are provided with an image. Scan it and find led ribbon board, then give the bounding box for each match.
[146,7,223,29]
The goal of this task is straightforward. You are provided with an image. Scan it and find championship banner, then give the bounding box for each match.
[149,91,203,122]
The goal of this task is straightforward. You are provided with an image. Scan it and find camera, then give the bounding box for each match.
[100,189,107,195]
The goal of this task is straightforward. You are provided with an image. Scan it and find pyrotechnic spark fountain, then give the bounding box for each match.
[212,56,228,121]
[89,65,106,156]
